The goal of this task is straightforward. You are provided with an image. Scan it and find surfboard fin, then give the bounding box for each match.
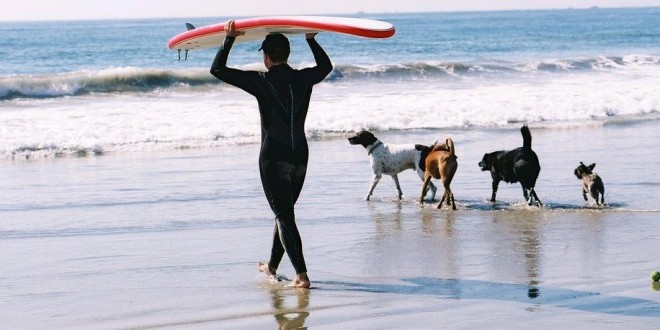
[185,23,196,31]
[177,49,189,61]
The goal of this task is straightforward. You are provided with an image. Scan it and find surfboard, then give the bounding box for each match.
[167,16,395,52]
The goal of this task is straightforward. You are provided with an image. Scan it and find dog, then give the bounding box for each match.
[574,162,605,205]
[348,130,437,201]
[478,125,542,207]
[418,138,458,209]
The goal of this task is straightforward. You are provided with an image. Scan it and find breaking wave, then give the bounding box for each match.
[2,54,658,100]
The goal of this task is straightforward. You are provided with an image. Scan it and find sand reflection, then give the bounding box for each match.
[270,288,311,329]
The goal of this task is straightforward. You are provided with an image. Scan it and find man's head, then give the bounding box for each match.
[259,33,290,65]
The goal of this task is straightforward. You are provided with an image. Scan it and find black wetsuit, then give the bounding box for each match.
[210,36,332,274]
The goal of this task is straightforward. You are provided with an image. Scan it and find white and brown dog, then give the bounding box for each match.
[348,130,437,201]
[574,162,605,205]
[418,138,458,209]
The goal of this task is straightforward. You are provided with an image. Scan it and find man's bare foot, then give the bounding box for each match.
[258,261,277,276]
[289,273,311,288]
[259,261,288,282]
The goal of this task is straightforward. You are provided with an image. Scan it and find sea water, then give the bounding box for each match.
[2,8,660,328]
[0,7,658,159]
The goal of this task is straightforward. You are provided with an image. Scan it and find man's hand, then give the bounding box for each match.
[225,19,245,37]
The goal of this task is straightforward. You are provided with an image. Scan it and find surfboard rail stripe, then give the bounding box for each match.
[167,16,395,50]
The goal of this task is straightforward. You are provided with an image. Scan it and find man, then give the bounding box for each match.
[210,20,333,288]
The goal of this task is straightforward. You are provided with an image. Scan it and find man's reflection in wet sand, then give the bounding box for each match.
[270,288,310,329]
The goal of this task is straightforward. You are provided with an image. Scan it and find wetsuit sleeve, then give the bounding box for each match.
[210,36,260,95]
[304,37,333,84]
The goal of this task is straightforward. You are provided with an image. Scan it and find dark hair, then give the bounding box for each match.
[259,33,290,62]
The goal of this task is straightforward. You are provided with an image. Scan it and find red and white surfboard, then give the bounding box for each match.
[168,16,396,51]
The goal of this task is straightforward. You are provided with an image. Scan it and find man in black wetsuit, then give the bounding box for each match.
[210,20,332,288]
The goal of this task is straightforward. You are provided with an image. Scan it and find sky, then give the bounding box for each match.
[0,0,658,21]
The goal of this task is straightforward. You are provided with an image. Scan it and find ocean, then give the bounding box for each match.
[1,8,660,328]
[1,7,658,159]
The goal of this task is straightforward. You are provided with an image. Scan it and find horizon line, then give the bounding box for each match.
[0,5,657,24]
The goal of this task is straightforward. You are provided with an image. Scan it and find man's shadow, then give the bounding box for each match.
[270,288,310,329]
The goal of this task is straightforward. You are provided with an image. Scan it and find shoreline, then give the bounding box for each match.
[3,113,659,163]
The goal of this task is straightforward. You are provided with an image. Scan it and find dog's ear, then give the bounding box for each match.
[580,161,585,166]
[432,144,447,152]
[588,163,596,170]
[415,144,427,151]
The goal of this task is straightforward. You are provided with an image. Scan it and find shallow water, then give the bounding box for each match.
[1,120,658,328]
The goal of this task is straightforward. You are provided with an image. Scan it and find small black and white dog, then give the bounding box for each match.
[348,130,437,201]
[478,125,542,207]
[574,162,605,205]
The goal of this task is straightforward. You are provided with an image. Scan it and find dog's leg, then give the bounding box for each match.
[582,186,588,201]
[450,191,456,210]
[590,190,600,205]
[591,188,603,206]
[444,182,452,207]
[490,180,500,202]
[438,189,455,210]
[597,180,605,205]
[366,174,381,201]
[427,181,438,201]
[417,170,433,200]
[522,186,530,201]
[437,190,447,209]
[588,182,601,205]
[438,177,450,209]
[420,176,432,204]
[530,188,542,207]
[392,174,403,200]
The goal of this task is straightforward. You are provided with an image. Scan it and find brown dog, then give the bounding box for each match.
[419,138,458,209]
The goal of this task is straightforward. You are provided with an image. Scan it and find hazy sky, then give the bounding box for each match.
[0,0,657,21]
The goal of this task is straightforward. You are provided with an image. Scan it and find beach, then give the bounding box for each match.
[1,7,660,329]
[1,119,659,329]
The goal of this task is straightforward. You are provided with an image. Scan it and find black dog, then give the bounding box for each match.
[478,125,542,207]
[574,162,605,205]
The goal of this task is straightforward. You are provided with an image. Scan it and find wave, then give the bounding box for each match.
[329,54,660,80]
[2,54,659,100]
[3,114,658,161]
[0,67,218,100]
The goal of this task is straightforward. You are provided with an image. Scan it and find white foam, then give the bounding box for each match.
[0,64,658,160]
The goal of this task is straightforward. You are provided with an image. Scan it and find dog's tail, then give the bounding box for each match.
[446,138,455,158]
[521,125,532,150]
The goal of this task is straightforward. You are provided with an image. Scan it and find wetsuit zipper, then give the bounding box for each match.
[289,84,294,152]
[265,80,295,152]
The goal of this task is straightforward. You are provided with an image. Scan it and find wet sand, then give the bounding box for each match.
[1,119,659,328]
